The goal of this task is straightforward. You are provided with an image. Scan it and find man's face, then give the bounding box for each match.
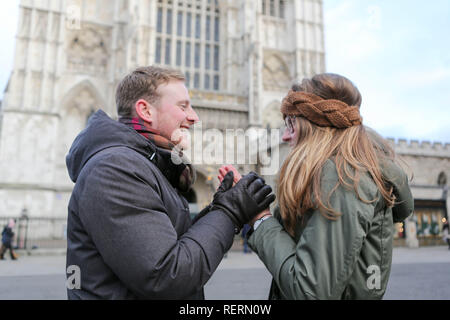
[151,80,199,149]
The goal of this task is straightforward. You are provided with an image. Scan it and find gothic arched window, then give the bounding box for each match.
[262,0,286,18]
[438,171,447,186]
[155,0,221,91]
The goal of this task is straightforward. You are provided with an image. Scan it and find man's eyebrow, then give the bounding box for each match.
[177,100,190,105]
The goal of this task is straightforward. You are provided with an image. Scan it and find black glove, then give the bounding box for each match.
[211,171,276,231]
[191,170,235,224]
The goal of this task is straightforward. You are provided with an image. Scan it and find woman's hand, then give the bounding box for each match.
[218,165,273,227]
[218,165,242,186]
[212,172,276,231]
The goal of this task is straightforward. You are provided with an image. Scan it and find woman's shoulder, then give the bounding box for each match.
[321,158,380,202]
[321,158,375,186]
[378,159,414,222]
[321,158,340,182]
[378,158,409,187]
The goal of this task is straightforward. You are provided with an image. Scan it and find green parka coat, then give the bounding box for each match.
[248,158,413,300]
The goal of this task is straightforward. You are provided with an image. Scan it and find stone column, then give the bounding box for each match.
[405,216,419,248]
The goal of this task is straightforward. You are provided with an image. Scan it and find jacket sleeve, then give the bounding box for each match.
[248,162,375,300]
[380,159,414,222]
[77,152,235,299]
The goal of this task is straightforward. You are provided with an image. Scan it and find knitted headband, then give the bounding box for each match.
[281,90,362,129]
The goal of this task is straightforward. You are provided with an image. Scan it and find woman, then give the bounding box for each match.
[443,222,450,250]
[1,219,18,260]
[219,73,414,299]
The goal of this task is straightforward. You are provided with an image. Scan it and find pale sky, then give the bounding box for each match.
[0,0,449,143]
[323,0,450,143]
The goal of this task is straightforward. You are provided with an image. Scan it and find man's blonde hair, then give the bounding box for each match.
[115,66,185,117]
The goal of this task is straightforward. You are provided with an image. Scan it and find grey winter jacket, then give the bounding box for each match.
[65,110,235,300]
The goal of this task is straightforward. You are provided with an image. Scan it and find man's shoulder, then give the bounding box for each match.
[80,145,162,182]
[90,145,152,167]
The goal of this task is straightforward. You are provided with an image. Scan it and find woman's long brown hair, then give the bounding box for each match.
[277,73,397,237]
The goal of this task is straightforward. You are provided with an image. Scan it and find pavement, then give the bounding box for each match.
[0,246,449,300]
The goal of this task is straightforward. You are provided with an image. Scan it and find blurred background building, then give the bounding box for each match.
[0,0,447,250]
[387,139,449,247]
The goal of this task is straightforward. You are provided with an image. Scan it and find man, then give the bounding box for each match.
[65,66,275,299]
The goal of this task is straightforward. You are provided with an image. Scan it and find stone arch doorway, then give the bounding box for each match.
[54,82,105,187]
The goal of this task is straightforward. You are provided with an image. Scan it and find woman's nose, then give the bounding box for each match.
[282,127,291,142]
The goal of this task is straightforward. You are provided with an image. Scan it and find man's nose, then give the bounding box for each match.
[186,107,200,124]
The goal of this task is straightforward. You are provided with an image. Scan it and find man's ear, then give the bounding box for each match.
[134,99,153,123]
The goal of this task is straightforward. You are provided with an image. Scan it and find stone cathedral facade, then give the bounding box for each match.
[0,0,326,219]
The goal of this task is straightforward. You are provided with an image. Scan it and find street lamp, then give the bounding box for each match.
[20,208,29,251]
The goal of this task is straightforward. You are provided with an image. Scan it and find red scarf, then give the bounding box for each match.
[119,117,195,192]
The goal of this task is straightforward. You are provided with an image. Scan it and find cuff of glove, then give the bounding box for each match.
[210,204,241,234]
[192,203,213,224]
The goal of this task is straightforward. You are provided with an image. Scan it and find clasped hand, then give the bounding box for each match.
[214,165,274,229]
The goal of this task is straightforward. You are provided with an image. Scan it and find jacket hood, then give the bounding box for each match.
[66,110,156,183]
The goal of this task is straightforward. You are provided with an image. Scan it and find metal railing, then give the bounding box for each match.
[0,216,67,251]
